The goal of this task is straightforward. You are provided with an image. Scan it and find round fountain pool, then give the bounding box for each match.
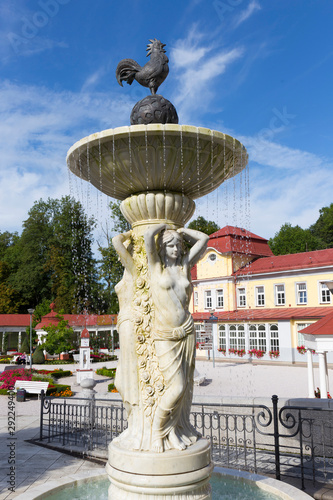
[16,467,312,500]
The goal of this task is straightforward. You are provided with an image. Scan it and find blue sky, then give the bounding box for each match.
[1,0,333,244]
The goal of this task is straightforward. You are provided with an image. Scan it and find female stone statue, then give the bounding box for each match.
[112,231,141,448]
[144,224,209,452]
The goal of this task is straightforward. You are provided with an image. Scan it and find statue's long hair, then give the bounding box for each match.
[157,229,183,267]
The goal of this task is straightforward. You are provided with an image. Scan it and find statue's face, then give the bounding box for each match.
[165,237,181,261]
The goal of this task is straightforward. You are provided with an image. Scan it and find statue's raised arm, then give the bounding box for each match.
[177,227,209,268]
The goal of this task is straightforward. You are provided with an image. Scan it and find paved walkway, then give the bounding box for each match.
[1,358,333,499]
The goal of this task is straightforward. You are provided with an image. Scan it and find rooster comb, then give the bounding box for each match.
[146,39,167,56]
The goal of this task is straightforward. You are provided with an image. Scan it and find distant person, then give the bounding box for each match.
[18,352,26,365]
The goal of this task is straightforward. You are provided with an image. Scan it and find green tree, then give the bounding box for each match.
[7,196,100,314]
[310,203,333,248]
[42,314,74,355]
[187,216,219,235]
[269,223,323,256]
[0,262,20,313]
[0,232,21,313]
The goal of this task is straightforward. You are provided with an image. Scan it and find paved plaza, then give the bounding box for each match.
[1,358,333,499]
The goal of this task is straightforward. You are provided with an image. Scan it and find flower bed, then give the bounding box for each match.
[47,384,73,397]
[0,368,73,395]
[0,368,32,390]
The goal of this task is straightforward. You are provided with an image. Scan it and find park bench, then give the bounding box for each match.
[14,380,49,399]
[10,355,20,364]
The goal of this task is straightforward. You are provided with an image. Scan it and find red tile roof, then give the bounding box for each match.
[192,307,333,322]
[208,225,273,257]
[35,313,117,330]
[235,248,333,276]
[0,314,30,327]
[300,311,333,336]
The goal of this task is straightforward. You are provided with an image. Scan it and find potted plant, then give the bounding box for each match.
[248,349,265,359]
[269,350,280,359]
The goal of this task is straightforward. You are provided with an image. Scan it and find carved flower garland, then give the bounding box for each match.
[131,234,165,419]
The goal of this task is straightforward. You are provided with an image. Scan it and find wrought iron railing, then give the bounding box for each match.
[38,392,333,490]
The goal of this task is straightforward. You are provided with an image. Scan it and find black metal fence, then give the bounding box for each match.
[39,392,333,490]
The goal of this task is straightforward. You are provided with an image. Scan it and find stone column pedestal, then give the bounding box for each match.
[106,438,212,499]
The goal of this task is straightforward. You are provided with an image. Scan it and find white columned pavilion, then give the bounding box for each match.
[300,310,333,399]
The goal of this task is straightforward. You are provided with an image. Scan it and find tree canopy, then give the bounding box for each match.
[0,196,101,314]
[310,203,333,248]
[187,216,219,235]
[42,314,74,355]
[269,203,333,255]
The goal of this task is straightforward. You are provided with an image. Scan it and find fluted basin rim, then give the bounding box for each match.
[67,124,248,201]
[67,124,246,159]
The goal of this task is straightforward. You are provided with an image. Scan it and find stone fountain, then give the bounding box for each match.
[67,39,248,500]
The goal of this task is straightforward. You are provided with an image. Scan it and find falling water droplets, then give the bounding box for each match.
[196,127,200,199]
[145,127,149,191]
[162,125,166,193]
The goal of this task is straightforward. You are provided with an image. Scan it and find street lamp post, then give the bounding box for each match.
[27,308,35,370]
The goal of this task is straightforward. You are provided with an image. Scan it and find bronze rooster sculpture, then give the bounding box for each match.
[116,39,169,95]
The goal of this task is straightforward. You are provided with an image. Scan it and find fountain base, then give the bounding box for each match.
[106,438,213,499]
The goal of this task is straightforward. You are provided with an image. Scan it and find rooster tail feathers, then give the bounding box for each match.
[116,59,142,86]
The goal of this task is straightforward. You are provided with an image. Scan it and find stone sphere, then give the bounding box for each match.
[130,95,179,125]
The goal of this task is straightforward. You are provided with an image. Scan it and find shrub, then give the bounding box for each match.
[32,345,45,364]
[44,360,73,365]
[96,367,116,378]
[108,383,118,392]
[52,369,72,379]
[32,374,54,384]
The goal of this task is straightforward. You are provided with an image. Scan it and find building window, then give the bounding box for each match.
[218,325,226,350]
[255,286,265,306]
[296,283,307,304]
[229,324,245,350]
[270,324,279,351]
[249,324,267,352]
[209,254,216,262]
[297,323,311,346]
[204,290,212,309]
[194,291,199,306]
[216,289,224,309]
[319,282,331,304]
[237,288,246,307]
[275,284,285,306]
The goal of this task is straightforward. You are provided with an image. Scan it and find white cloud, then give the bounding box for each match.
[240,136,327,171]
[170,30,244,122]
[233,135,333,238]
[234,1,261,28]
[0,80,134,234]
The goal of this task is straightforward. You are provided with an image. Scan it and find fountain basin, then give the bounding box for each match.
[66,124,248,201]
[14,467,312,500]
